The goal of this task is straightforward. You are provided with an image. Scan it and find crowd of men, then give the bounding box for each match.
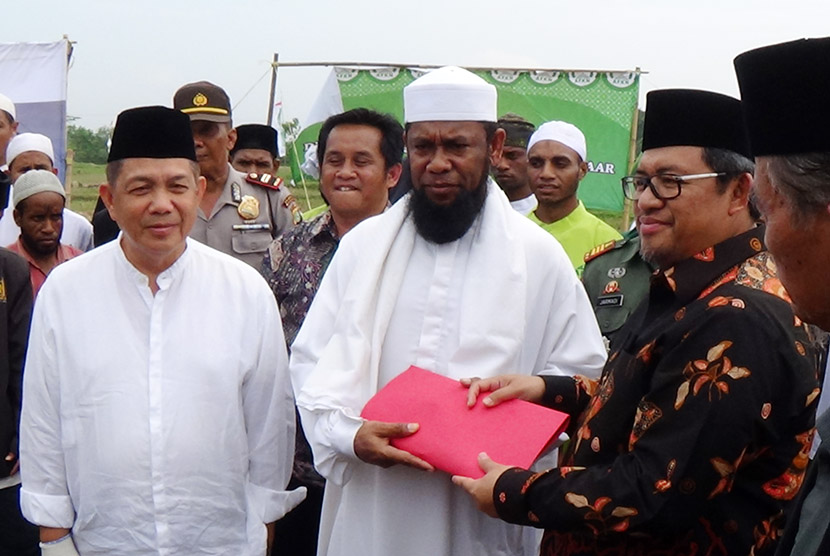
[1,35,830,556]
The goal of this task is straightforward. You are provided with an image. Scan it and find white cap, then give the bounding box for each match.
[0,93,15,121]
[527,121,587,161]
[6,133,55,168]
[404,66,497,123]
[12,169,65,208]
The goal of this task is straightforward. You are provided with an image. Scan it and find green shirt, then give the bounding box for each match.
[528,201,622,276]
[581,229,655,345]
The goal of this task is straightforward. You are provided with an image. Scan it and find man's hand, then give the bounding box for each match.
[452,452,513,518]
[266,521,275,555]
[354,420,434,471]
[5,452,18,476]
[461,375,546,408]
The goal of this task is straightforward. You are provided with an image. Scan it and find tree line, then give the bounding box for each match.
[67,125,110,165]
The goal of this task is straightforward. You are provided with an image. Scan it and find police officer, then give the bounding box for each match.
[581,227,654,348]
[174,81,301,268]
[231,124,281,176]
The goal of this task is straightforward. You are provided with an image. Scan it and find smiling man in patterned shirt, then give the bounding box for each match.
[455,89,821,556]
[261,107,403,556]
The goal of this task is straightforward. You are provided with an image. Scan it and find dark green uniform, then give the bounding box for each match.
[581,228,654,348]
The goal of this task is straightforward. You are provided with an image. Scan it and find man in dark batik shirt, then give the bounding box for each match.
[262,108,403,556]
[454,89,821,556]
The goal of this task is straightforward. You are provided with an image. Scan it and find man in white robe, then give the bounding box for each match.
[19,106,303,556]
[290,66,607,556]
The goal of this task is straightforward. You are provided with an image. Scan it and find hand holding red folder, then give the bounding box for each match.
[361,366,569,478]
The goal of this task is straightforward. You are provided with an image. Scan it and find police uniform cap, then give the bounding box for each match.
[232,124,279,158]
[173,80,232,123]
[642,89,751,157]
[108,106,196,162]
[735,37,830,156]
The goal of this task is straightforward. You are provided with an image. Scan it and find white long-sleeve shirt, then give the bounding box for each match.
[291,188,607,556]
[20,238,303,556]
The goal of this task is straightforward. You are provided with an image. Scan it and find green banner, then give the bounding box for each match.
[288,67,639,212]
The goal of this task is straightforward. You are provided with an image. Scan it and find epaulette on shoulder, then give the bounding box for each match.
[245,172,283,191]
[584,240,618,263]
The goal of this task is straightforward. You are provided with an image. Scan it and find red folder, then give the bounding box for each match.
[360,366,569,478]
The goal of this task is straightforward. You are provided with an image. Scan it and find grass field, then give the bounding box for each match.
[66,163,628,231]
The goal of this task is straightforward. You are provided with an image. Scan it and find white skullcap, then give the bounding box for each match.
[527,121,587,161]
[6,133,55,168]
[0,93,15,121]
[404,66,497,123]
[13,169,65,208]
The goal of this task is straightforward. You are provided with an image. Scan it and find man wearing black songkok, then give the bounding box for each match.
[231,124,281,176]
[455,89,821,556]
[18,106,304,555]
[735,36,830,556]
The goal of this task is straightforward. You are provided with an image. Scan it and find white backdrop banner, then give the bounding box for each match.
[0,40,70,183]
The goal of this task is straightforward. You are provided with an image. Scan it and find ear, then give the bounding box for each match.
[196,175,207,200]
[226,127,238,152]
[727,172,753,216]
[273,159,281,172]
[99,183,116,222]
[385,163,403,189]
[12,208,21,227]
[52,167,59,176]
[488,128,506,167]
[578,160,589,180]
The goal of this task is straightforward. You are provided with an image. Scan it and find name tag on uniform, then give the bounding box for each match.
[597,294,624,308]
[232,223,272,231]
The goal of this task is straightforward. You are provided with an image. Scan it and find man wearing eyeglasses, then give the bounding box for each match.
[454,89,820,556]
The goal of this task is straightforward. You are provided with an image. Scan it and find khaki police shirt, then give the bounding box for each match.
[189,165,298,268]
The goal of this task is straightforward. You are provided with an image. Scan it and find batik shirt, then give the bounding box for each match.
[262,209,339,347]
[494,226,821,556]
[261,209,339,489]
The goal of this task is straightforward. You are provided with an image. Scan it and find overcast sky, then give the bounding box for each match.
[5,0,829,130]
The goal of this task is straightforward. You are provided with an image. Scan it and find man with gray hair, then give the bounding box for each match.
[735,36,830,556]
[173,81,301,268]
[290,66,606,556]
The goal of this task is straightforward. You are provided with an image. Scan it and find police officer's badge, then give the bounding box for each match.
[193,93,208,106]
[238,195,260,220]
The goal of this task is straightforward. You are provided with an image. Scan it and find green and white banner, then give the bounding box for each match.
[288,67,639,212]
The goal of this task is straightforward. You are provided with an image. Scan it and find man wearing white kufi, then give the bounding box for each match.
[525,121,621,276]
[290,66,607,556]
[1,132,94,251]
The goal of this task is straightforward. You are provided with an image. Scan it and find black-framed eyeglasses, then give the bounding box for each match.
[621,172,728,201]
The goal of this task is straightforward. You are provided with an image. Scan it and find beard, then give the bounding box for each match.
[409,170,489,244]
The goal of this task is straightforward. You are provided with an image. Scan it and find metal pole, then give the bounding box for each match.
[621,67,642,232]
[267,53,279,126]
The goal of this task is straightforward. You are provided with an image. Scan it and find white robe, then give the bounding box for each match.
[509,193,538,216]
[291,187,607,556]
[20,238,304,556]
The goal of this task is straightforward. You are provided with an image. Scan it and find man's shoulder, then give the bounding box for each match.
[584,230,641,265]
[187,239,273,291]
[0,246,29,278]
[42,241,117,292]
